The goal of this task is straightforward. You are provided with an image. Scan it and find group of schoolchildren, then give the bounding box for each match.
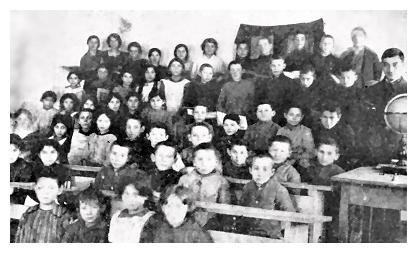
[10,25,407,243]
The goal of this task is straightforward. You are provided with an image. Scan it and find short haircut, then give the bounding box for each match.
[87,35,100,48]
[34,166,66,187]
[192,142,220,161]
[106,33,122,48]
[381,48,405,62]
[227,137,248,150]
[199,63,214,72]
[160,185,196,213]
[321,34,334,41]
[258,36,273,44]
[223,114,240,124]
[168,57,185,70]
[319,100,342,115]
[78,184,106,207]
[247,151,274,167]
[269,135,293,149]
[201,38,218,55]
[255,101,273,110]
[117,177,156,211]
[67,71,81,81]
[36,138,61,156]
[60,93,80,111]
[351,26,367,37]
[228,60,242,71]
[110,139,132,155]
[317,136,340,153]
[189,122,213,135]
[127,41,142,53]
[125,91,141,102]
[10,133,23,150]
[271,54,286,62]
[146,122,169,135]
[154,139,178,156]
[300,64,316,75]
[148,48,162,58]
[174,44,189,61]
[283,103,304,115]
[40,90,57,102]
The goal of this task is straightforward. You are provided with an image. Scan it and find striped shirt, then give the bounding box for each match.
[15,204,71,243]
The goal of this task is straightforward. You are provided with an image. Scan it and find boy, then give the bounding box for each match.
[235,41,252,72]
[239,152,295,239]
[285,31,313,73]
[181,122,213,166]
[214,113,245,159]
[244,103,280,152]
[36,91,59,136]
[310,34,341,82]
[140,88,173,131]
[251,36,273,77]
[311,102,357,170]
[277,105,315,169]
[15,169,72,243]
[121,115,146,165]
[62,186,108,243]
[217,61,255,118]
[140,122,171,170]
[68,108,94,165]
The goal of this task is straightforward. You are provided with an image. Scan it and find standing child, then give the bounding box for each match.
[65,71,86,103]
[310,34,341,83]
[81,95,99,111]
[238,152,295,239]
[251,36,273,77]
[180,122,213,166]
[148,48,168,81]
[85,65,115,103]
[121,115,146,166]
[68,108,94,165]
[140,88,173,130]
[59,93,80,120]
[105,92,126,138]
[48,114,74,164]
[140,122,170,167]
[79,35,104,83]
[191,38,226,79]
[62,186,108,243]
[136,64,161,103]
[214,113,245,159]
[108,178,156,243]
[174,44,194,79]
[35,91,59,136]
[112,70,135,103]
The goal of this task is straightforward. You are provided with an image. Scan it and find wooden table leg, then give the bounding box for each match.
[339,184,349,242]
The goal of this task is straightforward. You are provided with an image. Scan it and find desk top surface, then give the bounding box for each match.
[331,167,407,188]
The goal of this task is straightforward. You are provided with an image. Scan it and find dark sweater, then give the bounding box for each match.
[61,218,109,243]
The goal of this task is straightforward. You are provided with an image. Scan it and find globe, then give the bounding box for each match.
[384,94,407,135]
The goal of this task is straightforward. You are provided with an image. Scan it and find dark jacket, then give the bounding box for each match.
[61,218,109,243]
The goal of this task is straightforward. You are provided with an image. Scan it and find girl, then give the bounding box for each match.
[102,33,128,81]
[48,114,73,164]
[81,95,99,111]
[80,35,104,82]
[87,110,117,166]
[124,92,141,118]
[108,179,156,243]
[191,38,226,79]
[124,41,148,81]
[140,185,213,243]
[160,58,190,113]
[174,44,193,79]
[65,71,86,103]
[59,93,80,119]
[140,88,173,130]
[136,64,161,103]
[11,109,41,161]
[112,70,135,103]
[68,108,94,165]
[148,48,168,81]
[105,92,126,137]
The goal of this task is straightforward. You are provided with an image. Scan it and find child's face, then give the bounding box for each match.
[153,145,176,171]
[320,37,334,55]
[53,123,68,139]
[79,200,100,225]
[83,99,95,110]
[268,141,291,164]
[126,119,143,140]
[97,68,108,80]
[250,157,275,185]
[122,184,147,212]
[145,67,156,82]
[204,42,216,56]
[162,194,188,228]
[382,55,404,82]
[108,97,121,112]
[223,119,240,136]
[170,61,183,77]
[320,111,341,129]
[150,96,164,110]
[63,98,74,112]
[256,104,275,122]
[122,73,133,86]
[228,145,248,166]
[149,52,161,65]
[300,72,315,88]
[176,46,188,61]
[200,67,214,83]
[10,144,20,164]
[317,144,339,166]
[236,43,249,58]
[193,106,207,123]
[270,59,286,77]
[39,145,59,166]
[229,64,243,82]
[35,177,61,205]
[68,74,80,86]
[109,144,129,169]
[189,126,212,147]
[340,70,357,88]
[88,38,100,51]
[284,107,303,126]
[147,128,168,147]
[295,34,306,50]
[42,97,55,110]
[127,96,139,111]
[193,149,218,175]
[78,111,93,130]
[96,114,111,133]
[258,38,272,56]
[129,46,140,59]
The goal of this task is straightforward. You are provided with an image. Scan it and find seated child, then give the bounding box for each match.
[59,93,80,119]
[140,122,170,165]
[15,169,72,243]
[85,65,115,103]
[244,103,280,152]
[35,91,59,136]
[284,31,313,73]
[214,113,245,159]
[124,91,141,118]
[141,185,213,243]
[105,92,127,137]
[121,115,146,165]
[310,34,341,83]
[81,94,99,111]
[68,108,94,165]
[108,178,156,243]
[181,122,213,166]
[48,114,73,164]
[65,71,86,103]
[87,110,117,166]
[178,143,230,226]
[140,88,173,131]
[62,186,108,243]
[112,70,135,103]
[238,152,295,239]
[136,64,161,103]
[277,105,315,169]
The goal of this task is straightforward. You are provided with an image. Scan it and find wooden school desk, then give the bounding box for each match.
[331,167,407,243]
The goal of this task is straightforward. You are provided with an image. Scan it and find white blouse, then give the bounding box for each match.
[161,78,190,113]
[108,210,155,243]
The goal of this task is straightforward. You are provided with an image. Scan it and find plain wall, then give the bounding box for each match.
[10,10,406,111]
